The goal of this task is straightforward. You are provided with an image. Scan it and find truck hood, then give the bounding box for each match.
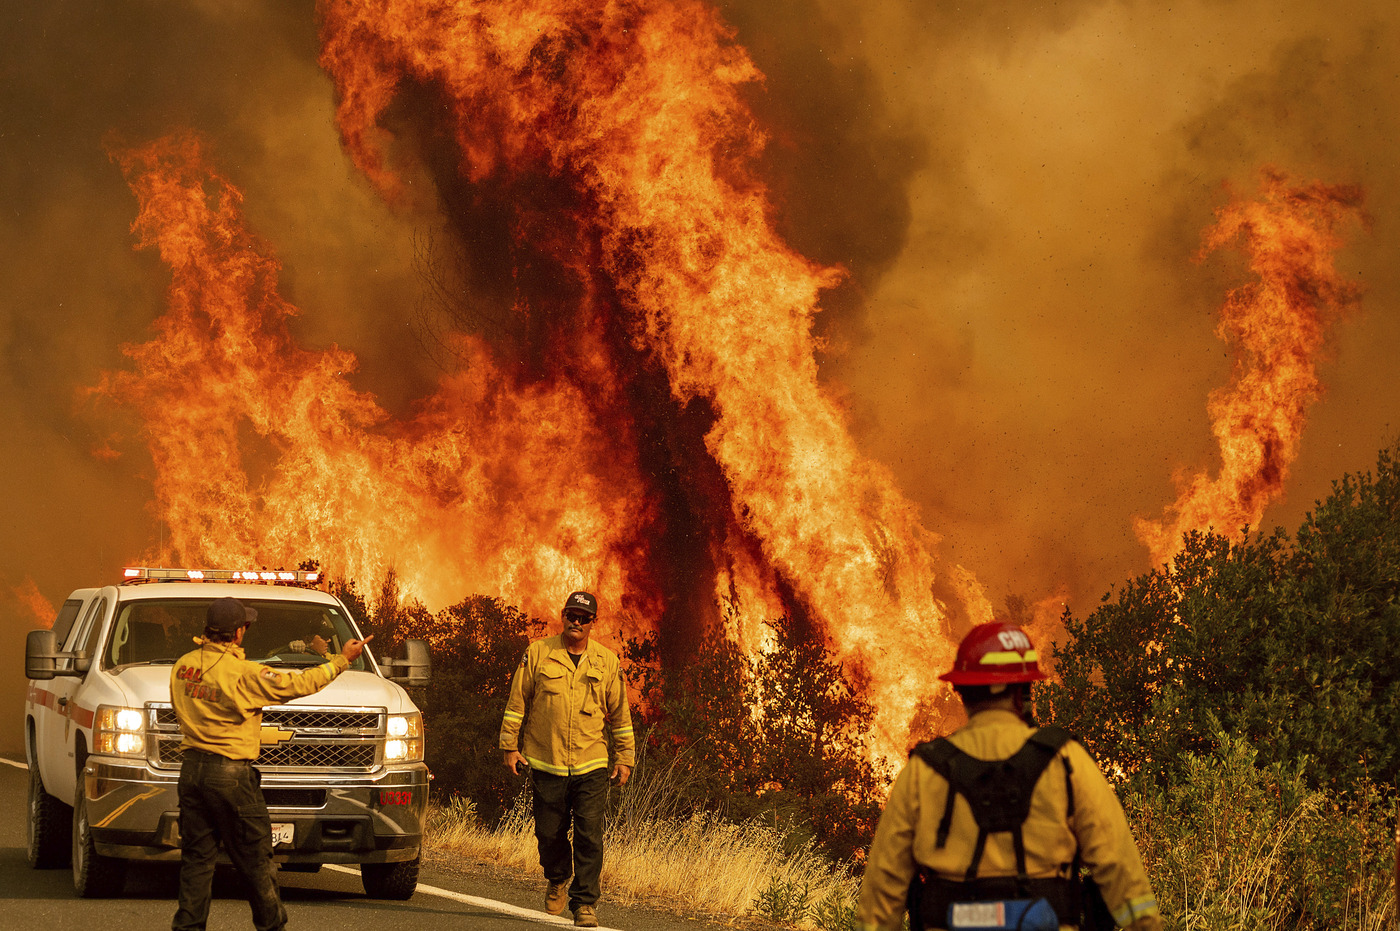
[109,664,417,715]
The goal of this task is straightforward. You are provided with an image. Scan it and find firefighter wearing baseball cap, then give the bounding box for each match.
[170,597,373,931]
[856,621,1162,931]
[499,591,635,929]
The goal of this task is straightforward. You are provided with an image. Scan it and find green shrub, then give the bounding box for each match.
[623,614,887,862]
[1124,727,1393,930]
[1038,443,1400,796]
[754,877,815,924]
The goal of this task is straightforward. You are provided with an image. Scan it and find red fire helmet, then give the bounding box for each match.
[939,620,1047,686]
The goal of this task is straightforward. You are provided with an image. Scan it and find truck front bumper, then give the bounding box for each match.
[84,757,429,864]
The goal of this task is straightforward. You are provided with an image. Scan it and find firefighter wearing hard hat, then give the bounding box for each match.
[856,621,1162,931]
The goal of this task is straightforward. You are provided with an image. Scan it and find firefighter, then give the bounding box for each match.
[856,620,1162,931]
[499,591,635,929]
[169,597,372,931]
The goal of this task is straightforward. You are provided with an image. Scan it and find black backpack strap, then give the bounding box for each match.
[914,727,1079,884]
[1026,725,1074,756]
[1028,725,1080,881]
[908,726,1089,926]
[1026,725,1076,816]
[910,739,961,848]
[1034,725,1087,919]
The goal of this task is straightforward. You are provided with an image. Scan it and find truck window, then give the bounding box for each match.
[243,602,368,671]
[109,601,207,666]
[78,597,109,665]
[100,598,370,671]
[51,598,85,647]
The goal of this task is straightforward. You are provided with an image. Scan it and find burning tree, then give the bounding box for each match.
[87,2,1369,780]
[94,0,992,768]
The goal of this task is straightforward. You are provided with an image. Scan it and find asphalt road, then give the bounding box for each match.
[0,755,740,931]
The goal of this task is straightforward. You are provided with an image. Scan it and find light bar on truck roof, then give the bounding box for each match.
[122,567,321,583]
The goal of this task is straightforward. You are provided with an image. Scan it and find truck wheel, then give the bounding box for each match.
[27,765,72,869]
[361,856,419,899]
[72,783,128,897]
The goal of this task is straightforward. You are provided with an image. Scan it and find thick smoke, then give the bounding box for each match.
[4,0,1400,752]
[807,0,1400,614]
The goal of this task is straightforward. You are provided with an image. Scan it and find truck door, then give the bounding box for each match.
[40,594,110,803]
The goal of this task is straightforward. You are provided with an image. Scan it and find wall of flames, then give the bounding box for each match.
[93,0,1000,763]
[81,0,1366,766]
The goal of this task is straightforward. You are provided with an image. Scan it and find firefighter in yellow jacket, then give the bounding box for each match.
[170,596,371,931]
[857,621,1162,931]
[500,591,635,929]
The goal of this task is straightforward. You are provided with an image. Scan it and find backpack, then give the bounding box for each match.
[906,727,1085,929]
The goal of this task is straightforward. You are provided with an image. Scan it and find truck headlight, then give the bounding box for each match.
[95,705,147,758]
[384,712,423,763]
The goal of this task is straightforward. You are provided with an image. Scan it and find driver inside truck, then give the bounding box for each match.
[270,619,338,659]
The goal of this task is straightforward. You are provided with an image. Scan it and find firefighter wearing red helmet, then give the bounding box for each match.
[856,621,1163,931]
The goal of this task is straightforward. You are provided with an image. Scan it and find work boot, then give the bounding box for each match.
[573,904,599,928]
[544,881,569,916]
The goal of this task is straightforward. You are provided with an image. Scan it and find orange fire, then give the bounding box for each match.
[95,0,985,764]
[1135,170,1365,566]
[99,134,662,638]
[13,577,56,628]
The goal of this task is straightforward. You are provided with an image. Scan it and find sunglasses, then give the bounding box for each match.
[564,612,594,624]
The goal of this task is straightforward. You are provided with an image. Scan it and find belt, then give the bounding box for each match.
[182,747,254,764]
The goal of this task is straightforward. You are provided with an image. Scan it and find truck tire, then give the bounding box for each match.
[72,783,128,897]
[361,855,419,899]
[27,765,72,869]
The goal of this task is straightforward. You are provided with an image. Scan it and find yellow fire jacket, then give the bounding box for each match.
[857,709,1162,931]
[498,635,635,776]
[170,638,349,761]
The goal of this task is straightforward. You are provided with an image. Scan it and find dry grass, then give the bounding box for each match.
[428,794,858,925]
[1124,732,1396,931]
[426,756,859,927]
[426,740,1397,931]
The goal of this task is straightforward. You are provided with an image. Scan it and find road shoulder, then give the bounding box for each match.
[421,848,780,931]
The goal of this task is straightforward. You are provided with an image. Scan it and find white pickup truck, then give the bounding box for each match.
[23,567,431,899]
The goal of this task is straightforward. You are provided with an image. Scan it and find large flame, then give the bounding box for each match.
[99,134,662,638]
[1135,170,1365,566]
[96,0,982,763]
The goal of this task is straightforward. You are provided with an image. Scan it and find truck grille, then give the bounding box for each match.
[262,788,329,808]
[149,703,384,772]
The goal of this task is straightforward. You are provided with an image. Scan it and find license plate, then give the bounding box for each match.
[271,823,295,847]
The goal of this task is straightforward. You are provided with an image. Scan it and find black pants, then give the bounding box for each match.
[531,767,609,909]
[172,749,286,931]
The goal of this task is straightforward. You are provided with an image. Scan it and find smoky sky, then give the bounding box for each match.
[4,0,1400,751]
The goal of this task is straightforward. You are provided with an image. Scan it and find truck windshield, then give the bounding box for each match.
[107,598,369,671]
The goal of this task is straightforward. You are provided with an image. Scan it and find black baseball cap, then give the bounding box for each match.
[563,591,598,616]
[206,597,257,633]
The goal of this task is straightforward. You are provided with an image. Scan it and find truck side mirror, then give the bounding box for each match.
[385,638,430,688]
[26,630,58,680]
